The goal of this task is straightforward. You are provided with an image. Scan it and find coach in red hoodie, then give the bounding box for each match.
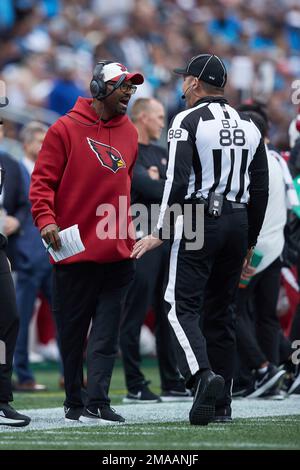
[30,61,144,424]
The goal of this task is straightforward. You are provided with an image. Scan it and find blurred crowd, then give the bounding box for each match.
[0,0,300,396]
[1,0,300,151]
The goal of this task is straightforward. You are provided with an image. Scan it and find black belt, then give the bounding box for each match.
[224,200,247,209]
[187,197,246,208]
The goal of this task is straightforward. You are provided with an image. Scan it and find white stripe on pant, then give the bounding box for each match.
[165,216,199,376]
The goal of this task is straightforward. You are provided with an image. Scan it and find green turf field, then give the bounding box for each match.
[0,359,299,450]
[1,416,300,450]
[11,359,159,409]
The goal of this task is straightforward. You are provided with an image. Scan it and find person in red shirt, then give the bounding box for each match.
[30,61,144,424]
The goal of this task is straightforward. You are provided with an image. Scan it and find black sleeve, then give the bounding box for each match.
[132,161,165,203]
[247,138,269,248]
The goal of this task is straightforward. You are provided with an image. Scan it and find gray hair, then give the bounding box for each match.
[20,121,48,144]
[131,98,154,123]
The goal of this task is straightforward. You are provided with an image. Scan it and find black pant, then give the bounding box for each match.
[236,257,282,370]
[0,248,19,403]
[120,242,183,392]
[166,203,248,408]
[290,304,300,343]
[52,259,134,409]
[279,330,294,365]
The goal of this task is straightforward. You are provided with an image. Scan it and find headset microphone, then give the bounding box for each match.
[181,84,193,100]
[100,78,126,100]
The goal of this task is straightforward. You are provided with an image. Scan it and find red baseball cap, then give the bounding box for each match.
[102,62,144,85]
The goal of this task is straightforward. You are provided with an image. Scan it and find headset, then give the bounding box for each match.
[90,60,127,101]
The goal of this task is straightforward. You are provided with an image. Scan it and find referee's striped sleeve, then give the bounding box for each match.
[154,113,195,238]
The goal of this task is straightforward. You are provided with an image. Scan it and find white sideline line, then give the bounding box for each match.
[0,439,299,450]
[0,396,299,433]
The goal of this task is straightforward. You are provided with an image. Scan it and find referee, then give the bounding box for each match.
[131,54,269,425]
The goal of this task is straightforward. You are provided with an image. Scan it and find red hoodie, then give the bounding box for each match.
[30,97,138,264]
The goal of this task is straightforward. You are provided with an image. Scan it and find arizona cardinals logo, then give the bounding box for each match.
[87,138,126,173]
[116,63,127,72]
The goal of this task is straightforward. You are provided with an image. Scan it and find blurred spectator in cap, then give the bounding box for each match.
[48,48,87,116]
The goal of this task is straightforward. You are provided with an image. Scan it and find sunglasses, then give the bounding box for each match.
[107,81,137,95]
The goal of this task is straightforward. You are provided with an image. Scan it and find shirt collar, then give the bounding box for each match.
[193,95,228,107]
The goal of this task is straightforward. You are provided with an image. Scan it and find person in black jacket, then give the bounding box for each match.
[120,98,191,403]
[0,123,30,426]
[0,122,29,270]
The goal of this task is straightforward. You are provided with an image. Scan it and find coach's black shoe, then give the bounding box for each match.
[189,370,225,426]
[123,381,161,404]
[212,405,232,423]
[260,385,285,400]
[287,365,300,395]
[80,405,125,424]
[160,388,193,402]
[0,403,31,427]
[161,381,193,402]
[245,364,285,398]
[64,406,83,422]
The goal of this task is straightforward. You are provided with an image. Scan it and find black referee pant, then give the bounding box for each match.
[120,242,183,392]
[0,247,19,403]
[165,201,248,408]
[52,259,134,410]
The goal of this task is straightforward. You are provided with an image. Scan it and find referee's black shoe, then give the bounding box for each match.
[189,370,225,426]
[0,403,31,427]
[212,405,232,423]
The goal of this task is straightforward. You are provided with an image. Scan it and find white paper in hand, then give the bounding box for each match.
[42,224,85,262]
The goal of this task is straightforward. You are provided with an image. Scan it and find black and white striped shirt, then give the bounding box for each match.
[156,96,269,247]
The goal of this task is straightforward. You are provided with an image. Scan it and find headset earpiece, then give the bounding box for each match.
[90,61,127,101]
[90,62,107,100]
